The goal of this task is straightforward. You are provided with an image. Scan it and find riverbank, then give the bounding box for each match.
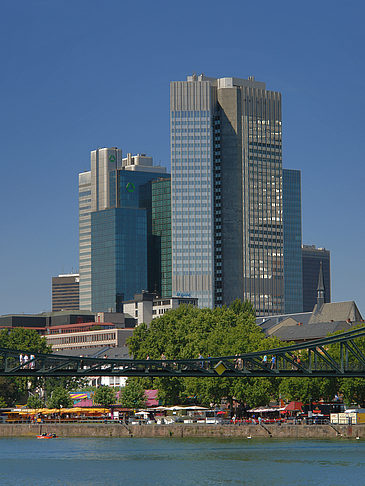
[0,423,363,439]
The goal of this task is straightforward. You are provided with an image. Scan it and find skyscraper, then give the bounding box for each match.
[52,273,80,311]
[283,169,303,313]
[79,147,122,310]
[171,74,284,314]
[302,245,331,311]
[152,178,172,297]
[79,148,169,312]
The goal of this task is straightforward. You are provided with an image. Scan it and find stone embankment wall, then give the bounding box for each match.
[0,423,363,439]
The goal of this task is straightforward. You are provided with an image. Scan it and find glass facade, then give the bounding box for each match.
[170,79,215,308]
[241,91,284,315]
[283,169,303,313]
[171,75,285,313]
[152,178,172,297]
[302,245,331,311]
[79,171,92,310]
[91,208,147,312]
[117,170,169,295]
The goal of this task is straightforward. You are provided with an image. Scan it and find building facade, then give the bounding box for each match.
[302,245,331,311]
[52,274,80,311]
[123,292,198,325]
[152,178,172,297]
[79,171,92,310]
[171,74,284,314]
[283,169,303,313]
[79,148,170,312]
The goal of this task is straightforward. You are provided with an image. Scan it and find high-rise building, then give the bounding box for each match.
[302,245,331,311]
[79,171,92,310]
[79,148,169,312]
[171,74,284,313]
[283,169,303,313]
[51,274,80,311]
[152,178,172,297]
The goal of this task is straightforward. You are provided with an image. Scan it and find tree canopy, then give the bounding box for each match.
[93,386,116,408]
[127,301,283,407]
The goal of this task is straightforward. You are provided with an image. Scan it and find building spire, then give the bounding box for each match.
[316,261,325,308]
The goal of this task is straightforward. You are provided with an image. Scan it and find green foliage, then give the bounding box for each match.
[0,327,50,353]
[338,378,365,406]
[27,394,44,409]
[0,328,50,405]
[0,377,22,407]
[127,301,282,406]
[93,386,116,408]
[0,396,7,408]
[119,379,146,409]
[47,387,73,409]
[279,377,336,404]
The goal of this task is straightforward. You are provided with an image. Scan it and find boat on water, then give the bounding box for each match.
[36,433,57,439]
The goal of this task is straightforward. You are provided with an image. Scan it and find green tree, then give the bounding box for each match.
[120,379,146,409]
[93,386,116,408]
[126,302,283,406]
[27,394,44,409]
[0,328,50,405]
[339,378,365,406]
[279,377,337,404]
[47,387,73,409]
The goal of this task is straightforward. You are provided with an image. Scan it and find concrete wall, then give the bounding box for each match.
[0,424,363,439]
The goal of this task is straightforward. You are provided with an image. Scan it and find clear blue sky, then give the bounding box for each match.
[1,0,364,315]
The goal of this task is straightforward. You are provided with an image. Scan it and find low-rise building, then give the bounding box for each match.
[46,327,133,351]
[122,292,198,325]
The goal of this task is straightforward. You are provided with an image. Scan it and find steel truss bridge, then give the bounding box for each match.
[1,326,365,378]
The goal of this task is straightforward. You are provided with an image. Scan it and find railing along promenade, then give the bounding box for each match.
[1,326,365,378]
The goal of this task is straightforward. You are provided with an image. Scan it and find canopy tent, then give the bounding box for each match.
[284,401,303,412]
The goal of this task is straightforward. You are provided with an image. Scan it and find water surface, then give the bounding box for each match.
[0,437,363,485]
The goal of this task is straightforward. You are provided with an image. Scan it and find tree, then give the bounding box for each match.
[0,377,22,407]
[27,394,44,409]
[47,387,72,409]
[339,378,365,406]
[279,377,337,404]
[93,386,116,408]
[126,302,283,406]
[119,379,146,409]
[0,328,50,405]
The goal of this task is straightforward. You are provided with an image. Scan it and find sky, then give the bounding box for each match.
[0,0,364,315]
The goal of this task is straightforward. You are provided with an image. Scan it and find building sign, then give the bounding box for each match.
[126,182,135,193]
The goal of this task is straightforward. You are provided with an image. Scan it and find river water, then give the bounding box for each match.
[0,437,364,485]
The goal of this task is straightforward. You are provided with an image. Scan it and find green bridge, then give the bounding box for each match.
[1,326,365,378]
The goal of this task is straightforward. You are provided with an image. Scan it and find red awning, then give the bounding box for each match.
[284,401,303,411]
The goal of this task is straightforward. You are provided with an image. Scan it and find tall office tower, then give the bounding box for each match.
[79,171,92,310]
[79,147,169,312]
[79,148,122,310]
[152,178,172,297]
[52,274,79,311]
[171,74,283,313]
[283,169,303,313]
[302,245,331,311]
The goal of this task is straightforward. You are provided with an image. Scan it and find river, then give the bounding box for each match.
[0,437,364,485]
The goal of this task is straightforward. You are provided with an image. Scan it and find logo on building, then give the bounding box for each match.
[109,154,116,162]
[126,182,135,193]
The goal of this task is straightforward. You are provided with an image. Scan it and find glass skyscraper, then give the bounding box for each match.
[78,171,92,310]
[79,148,169,312]
[91,207,147,312]
[152,178,172,297]
[302,245,331,311]
[171,74,285,314]
[283,169,303,313]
